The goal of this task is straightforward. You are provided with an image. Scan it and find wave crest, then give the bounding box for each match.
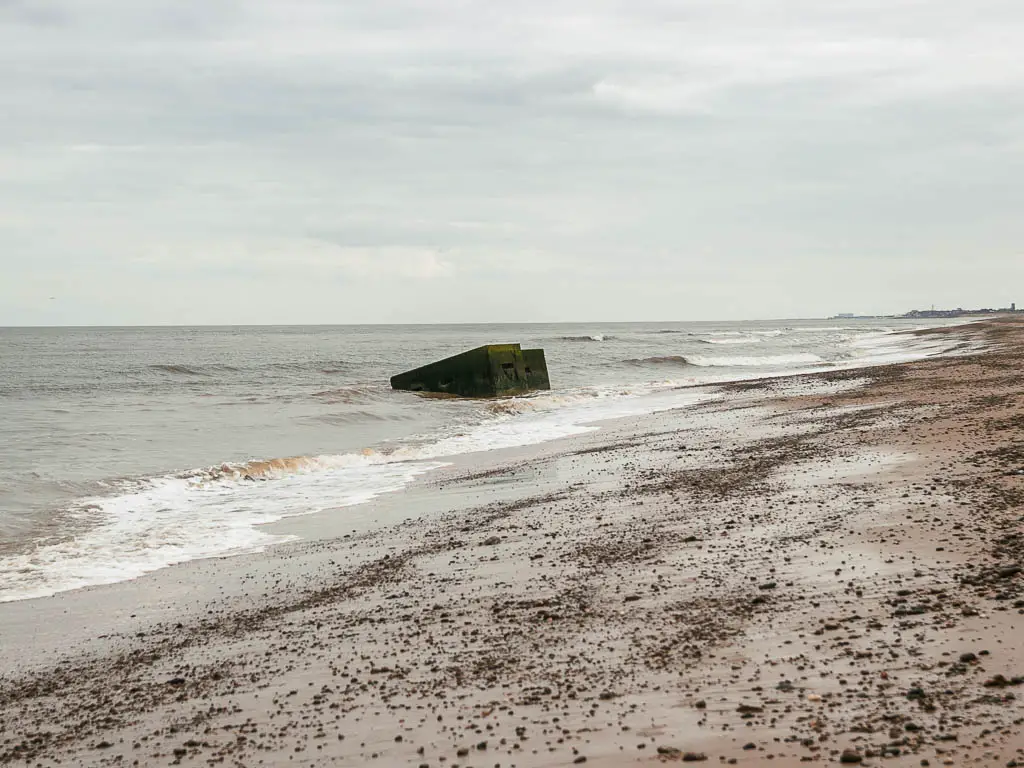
[149,363,240,377]
[560,334,612,342]
[686,353,825,368]
[624,356,691,367]
[313,385,384,404]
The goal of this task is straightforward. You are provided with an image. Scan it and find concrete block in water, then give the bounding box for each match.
[390,344,551,398]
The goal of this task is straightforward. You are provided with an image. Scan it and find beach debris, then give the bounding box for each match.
[982,674,1024,688]
[391,344,550,397]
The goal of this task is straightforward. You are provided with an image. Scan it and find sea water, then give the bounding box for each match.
[0,318,968,602]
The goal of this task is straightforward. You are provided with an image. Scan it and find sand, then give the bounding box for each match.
[2,318,1023,768]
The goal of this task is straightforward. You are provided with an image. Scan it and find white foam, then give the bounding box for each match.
[0,460,445,603]
[703,337,762,345]
[846,331,972,366]
[687,353,824,367]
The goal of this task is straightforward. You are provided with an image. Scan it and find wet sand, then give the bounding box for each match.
[2,318,1023,767]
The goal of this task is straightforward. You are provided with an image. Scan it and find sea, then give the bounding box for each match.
[0,319,966,603]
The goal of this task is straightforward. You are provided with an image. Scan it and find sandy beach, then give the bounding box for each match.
[2,318,1023,768]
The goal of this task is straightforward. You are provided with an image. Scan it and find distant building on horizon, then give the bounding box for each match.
[902,302,1022,319]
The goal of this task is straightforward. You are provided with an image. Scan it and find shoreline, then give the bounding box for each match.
[0,319,976,607]
[2,318,1023,767]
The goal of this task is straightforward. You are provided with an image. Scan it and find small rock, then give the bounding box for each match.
[840,750,863,764]
[482,536,502,546]
[682,753,707,762]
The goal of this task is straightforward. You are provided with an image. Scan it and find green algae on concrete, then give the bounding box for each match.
[390,344,551,398]
[522,348,550,392]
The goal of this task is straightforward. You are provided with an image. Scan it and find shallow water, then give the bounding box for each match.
[0,318,964,601]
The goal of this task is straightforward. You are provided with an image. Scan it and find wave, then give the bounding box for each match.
[190,452,387,483]
[266,361,350,374]
[149,361,350,377]
[686,353,825,367]
[148,363,241,377]
[313,385,386,404]
[560,335,613,342]
[0,455,445,604]
[314,411,415,426]
[624,356,692,367]
[697,337,761,345]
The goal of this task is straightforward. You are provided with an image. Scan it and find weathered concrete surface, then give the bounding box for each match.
[390,344,551,397]
[522,348,550,391]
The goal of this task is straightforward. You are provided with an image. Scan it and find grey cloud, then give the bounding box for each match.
[1,0,1022,324]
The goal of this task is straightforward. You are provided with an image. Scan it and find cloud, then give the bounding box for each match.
[1,0,1023,324]
[133,240,455,280]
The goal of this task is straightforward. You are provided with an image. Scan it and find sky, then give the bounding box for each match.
[2,0,1023,325]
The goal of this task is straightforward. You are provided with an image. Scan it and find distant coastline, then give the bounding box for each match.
[832,302,1021,320]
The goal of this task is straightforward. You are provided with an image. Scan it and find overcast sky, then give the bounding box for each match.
[2,0,1022,325]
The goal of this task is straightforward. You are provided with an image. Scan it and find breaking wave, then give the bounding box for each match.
[560,335,613,342]
[698,337,762,345]
[624,356,692,367]
[686,353,825,367]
